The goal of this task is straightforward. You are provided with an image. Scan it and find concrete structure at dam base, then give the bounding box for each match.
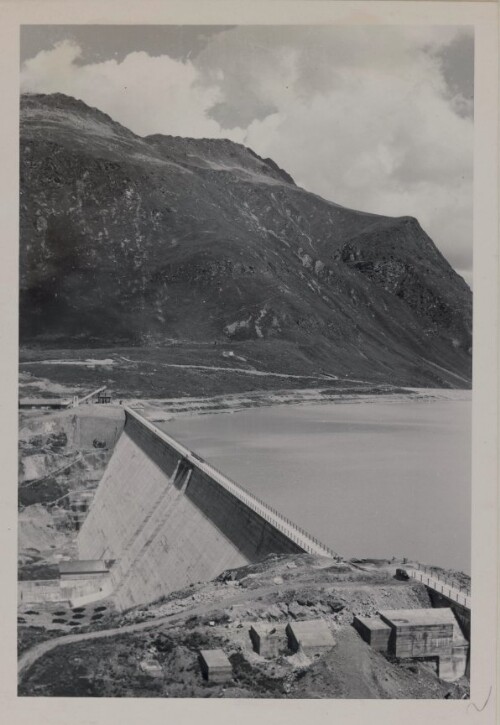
[354,608,469,682]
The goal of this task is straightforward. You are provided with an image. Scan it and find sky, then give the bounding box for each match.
[20,25,474,285]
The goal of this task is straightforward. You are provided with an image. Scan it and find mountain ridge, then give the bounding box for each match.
[20,92,472,387]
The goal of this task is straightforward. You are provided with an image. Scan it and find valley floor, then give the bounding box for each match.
[20,341,463,401]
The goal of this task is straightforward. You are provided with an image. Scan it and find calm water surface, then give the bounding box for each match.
[162,394,471,573]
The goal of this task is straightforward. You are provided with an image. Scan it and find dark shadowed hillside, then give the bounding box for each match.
[20,93,472,387]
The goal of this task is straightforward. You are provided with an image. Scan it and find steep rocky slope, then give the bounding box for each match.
[20,93,472,387]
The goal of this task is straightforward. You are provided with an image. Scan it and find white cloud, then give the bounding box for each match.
[21,28,473,279]
[238,66,472,276]
[21,40,227,139]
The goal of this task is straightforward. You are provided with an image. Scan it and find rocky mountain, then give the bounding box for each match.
[20,92,472,387]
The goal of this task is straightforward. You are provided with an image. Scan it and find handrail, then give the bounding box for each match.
[413,562,471,597]
[187,455,339,558]
[406,567,471,610]
[125,407,339,560]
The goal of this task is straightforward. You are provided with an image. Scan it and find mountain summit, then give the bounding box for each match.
[20,92,472,387]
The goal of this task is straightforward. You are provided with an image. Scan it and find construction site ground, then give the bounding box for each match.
[18,554,469,699]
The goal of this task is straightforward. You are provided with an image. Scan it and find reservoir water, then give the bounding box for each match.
[162,392,471,573]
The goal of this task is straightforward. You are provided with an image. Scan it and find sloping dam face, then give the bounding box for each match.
[78,408,335,611]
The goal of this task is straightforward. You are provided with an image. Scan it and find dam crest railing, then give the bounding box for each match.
[407,565,471,610]
[125,407,339,560]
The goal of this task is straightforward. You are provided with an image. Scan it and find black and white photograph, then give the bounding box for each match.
[7,7,496,714]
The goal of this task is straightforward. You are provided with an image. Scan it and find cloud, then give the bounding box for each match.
[196,27,473,279]
[21,27,473,281]
[21,40,228,139]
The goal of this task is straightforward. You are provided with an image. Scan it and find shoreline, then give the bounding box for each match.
[130,385,472,422]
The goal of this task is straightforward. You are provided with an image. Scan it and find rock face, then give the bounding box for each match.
[20,92,472,387]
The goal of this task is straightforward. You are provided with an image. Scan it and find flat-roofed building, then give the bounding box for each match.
[198,649,232,683]
[376,608,468,682]
[58,559,115,607]
[286,620,335,657]
[250,623,287,658]
[353,615,392,652]
[379,608,457,658]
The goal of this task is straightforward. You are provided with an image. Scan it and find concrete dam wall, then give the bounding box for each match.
[78,408,336,611]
